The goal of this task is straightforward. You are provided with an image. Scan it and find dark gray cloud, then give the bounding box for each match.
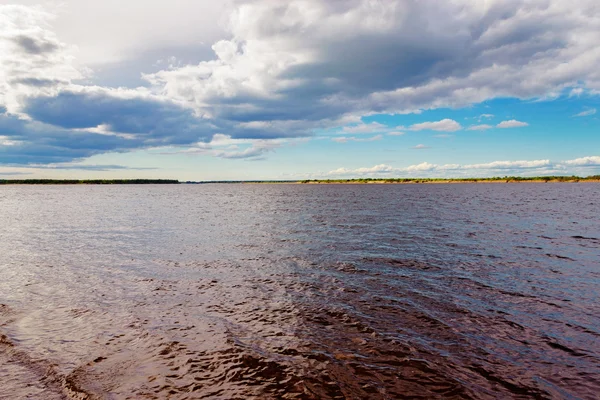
[2,88,310,165]
[13,35,59,55]
[26,91,187,131]
[10,78,67,87]
[24,90,216,145]
[0,144,97,164]
[89,44,216,88]
[0,110,145,164]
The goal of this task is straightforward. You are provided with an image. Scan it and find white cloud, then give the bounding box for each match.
[327,163,395,176]
[464,160,551,169]
[497,120,529,128]
[569,88,584,97]
[146,0,600,126]
[468,124,493,131]
[406,162,437,172]
[332,135,382,143]
[412,144,430,149]
[573,108,596,117]
[163,134,284,160]
[327,156,600,177]
[409,119,462,132]
[212,141,280,159]
[563,156,600,166]
[0,5,84,113]
[342,122,387,134]
[25,0,227,66]
[335,122,404,137]
[0,136,19,146]
[355,164,395,174]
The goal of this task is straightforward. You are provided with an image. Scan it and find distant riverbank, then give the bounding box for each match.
[0,179,179,185]
[295,176,600,184]
[2,176,599,185]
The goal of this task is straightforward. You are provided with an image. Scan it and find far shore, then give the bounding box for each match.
[1,176,599,185]
[294,177,600,184]
[0,179,179,185]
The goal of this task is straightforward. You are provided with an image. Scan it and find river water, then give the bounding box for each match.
[0,183,599,399]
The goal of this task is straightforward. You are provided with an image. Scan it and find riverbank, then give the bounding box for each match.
[296,176,600,184]
[2,176,599,185]
[0,179,179,185]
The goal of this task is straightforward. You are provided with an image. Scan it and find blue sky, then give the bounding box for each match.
[1,0,599,180]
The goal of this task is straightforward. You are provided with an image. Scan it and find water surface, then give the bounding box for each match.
[0,184,599,399]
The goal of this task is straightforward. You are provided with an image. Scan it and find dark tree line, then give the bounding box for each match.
[0,179,180,185]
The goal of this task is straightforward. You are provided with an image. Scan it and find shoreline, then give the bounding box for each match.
[0,179,179,185]
[295,179,600,184]
[1,177,599,185]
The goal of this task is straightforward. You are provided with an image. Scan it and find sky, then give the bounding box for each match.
[0,0,599,180]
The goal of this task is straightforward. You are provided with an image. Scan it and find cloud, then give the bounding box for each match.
[0,88,226,164]
[480,114,494,119]
[329,164,394,175]
[212,142,279,160]
[409,119,462,132]
[0,171,31,176]
[41,0,227,66]
[569,88,584,97]
[7,163,156,171]
[412,144,430,149]
[160,134,285,160]
[0,111,146,164]
[563,156,600,166]
[146,0,600,126]
[3,1,600,166]
[0,5,83,113]
[464,160,551,169]
[23,89,216,144]
[49,164,155,171]
[334,121,404,136]
[497,120,529,128]
[573,108,596,117]
[327,156,600,177]
[342,122,387,134]
[332,135,383,143]
[468,124,493,131]
[406,162,437,172]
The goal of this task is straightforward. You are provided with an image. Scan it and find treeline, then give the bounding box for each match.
[0,179,180,185]
[299,175,600,184]
[186,180,296,184]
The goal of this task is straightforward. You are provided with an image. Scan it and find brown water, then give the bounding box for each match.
[0,183,599,399]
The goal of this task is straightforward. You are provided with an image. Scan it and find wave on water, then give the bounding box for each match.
[1,184,599,399]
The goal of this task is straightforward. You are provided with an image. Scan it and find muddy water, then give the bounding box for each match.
[0,183,599,399]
